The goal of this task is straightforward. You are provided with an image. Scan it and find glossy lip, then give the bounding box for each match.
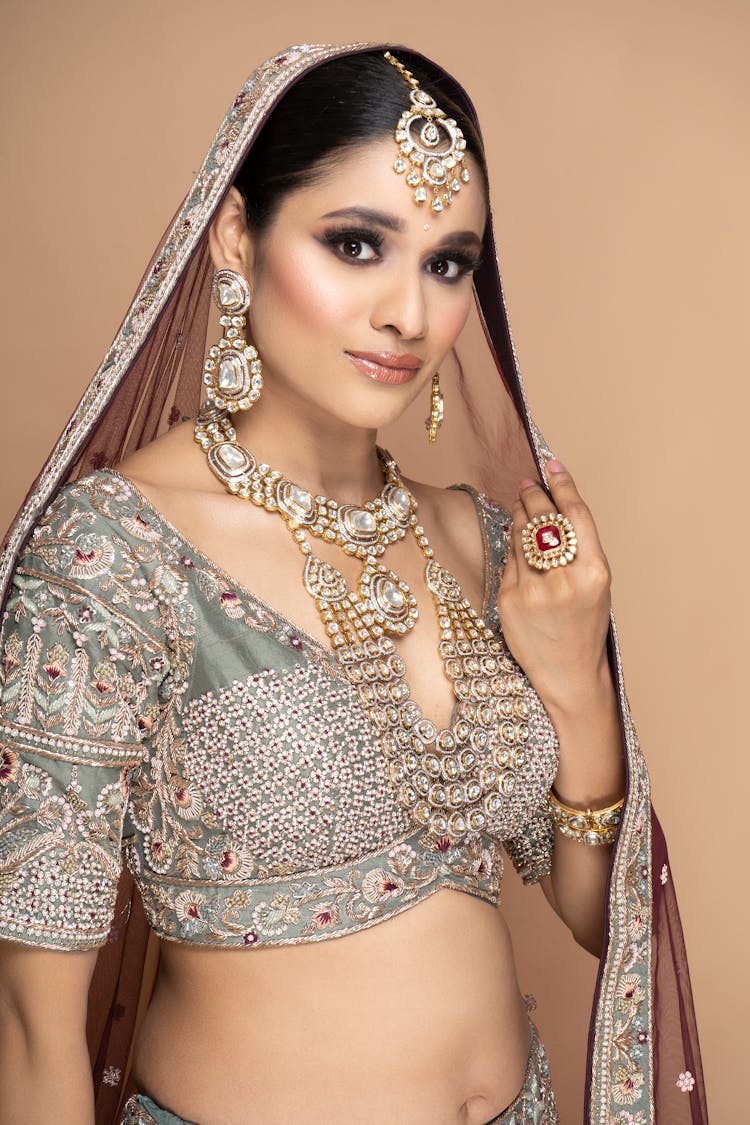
[345,350,423,386]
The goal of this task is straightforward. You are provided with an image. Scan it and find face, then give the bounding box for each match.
[216,137,487,435]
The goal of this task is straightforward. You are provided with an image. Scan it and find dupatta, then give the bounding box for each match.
[0,43,707,1125]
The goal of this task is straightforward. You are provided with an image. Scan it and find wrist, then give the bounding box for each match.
[544,666,625,808]
[542,660,618,726]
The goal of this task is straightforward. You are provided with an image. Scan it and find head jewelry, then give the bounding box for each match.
[384,51,470,213]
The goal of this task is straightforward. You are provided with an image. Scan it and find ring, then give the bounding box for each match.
[521,513,578,571]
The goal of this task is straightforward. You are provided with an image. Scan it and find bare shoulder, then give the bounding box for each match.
[114,420,213,499]
[404,477,484,568]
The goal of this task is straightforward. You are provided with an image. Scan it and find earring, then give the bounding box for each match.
[425,371,444,444]
[202,269,263,413]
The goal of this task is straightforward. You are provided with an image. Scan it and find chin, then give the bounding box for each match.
[343,398,420,435]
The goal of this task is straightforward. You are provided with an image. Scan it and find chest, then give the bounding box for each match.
[159,487,489,735]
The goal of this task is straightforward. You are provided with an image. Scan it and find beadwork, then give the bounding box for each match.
[384,51,471,213]
[196,403,539,843]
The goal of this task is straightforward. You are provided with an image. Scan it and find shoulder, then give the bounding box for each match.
[114,419,209,499]
[406,478,479,533]
[26,472,135,559]
[28,470,152,552]
[406,478,511,549]
[16,470,178,611]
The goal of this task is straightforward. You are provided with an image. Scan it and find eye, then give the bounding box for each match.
[322,227,384,263]
[427,251,483,281]
[429,257,462,280]
[337,239,379,261]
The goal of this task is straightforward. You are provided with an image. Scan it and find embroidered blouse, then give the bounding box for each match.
[0,470,558,951]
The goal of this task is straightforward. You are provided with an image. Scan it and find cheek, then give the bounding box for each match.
[430,287,474,353]
[256,243,361,341]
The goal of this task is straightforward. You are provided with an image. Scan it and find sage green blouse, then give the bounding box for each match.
[0,470,557,951]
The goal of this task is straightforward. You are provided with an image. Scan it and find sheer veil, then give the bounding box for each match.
[0,43,706,1124]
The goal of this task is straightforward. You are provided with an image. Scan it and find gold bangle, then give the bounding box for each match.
[545,790,624,846]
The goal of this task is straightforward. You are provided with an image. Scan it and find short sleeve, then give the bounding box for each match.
[0,486,169,950]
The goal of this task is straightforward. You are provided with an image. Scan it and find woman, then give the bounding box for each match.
[0,45,705,1125]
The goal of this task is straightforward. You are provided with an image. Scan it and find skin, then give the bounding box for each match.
[0,137,624,1125]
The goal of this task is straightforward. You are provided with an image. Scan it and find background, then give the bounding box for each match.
[1,0,747,1120]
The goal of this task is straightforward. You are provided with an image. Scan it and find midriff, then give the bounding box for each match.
[132,888,530,1125]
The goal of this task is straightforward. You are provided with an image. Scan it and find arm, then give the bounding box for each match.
[498,460,625,956]
[537,670,624,954]
[0,943,98,1125]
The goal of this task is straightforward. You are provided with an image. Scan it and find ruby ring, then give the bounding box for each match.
[521,513,578,571]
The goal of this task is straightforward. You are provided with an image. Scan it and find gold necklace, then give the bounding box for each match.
[195,404,533,844]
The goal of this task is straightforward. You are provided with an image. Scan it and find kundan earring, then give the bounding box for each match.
[202,269,263,413]
[425,372,444,444]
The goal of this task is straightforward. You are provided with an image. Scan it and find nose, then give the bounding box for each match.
[371,265,428,342]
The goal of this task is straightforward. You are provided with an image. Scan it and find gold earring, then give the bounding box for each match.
[425,372,444,444]
[202,269,263,413]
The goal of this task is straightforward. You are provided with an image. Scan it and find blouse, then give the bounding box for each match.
[0,470,557,951]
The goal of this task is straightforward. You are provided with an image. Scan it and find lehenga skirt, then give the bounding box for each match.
[119,1019,558,1125]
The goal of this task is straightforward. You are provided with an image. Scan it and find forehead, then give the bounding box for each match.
[276,137,487,235]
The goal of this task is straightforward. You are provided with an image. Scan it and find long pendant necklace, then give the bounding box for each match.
[196,405,532,844]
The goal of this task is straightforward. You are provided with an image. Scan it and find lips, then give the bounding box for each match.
[345,350,423,386]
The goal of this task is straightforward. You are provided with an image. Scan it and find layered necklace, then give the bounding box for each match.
[195,404,532,844]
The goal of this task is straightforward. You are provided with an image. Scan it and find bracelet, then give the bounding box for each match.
[544,790,624,846]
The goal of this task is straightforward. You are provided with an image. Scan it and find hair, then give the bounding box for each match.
[233,50,488,233]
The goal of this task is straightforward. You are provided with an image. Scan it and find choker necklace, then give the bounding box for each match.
[195,404,532,844]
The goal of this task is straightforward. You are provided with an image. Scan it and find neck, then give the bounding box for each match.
[231,392,386,505]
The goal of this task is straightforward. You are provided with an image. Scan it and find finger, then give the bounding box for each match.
[517,465,600,559]
[515,467,597,575]
[516,477,552,522]
[544,460,604,554]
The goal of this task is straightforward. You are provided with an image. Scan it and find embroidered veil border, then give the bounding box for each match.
[0,43,707,1125]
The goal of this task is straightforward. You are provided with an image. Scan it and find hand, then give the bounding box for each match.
[497,460,613,717]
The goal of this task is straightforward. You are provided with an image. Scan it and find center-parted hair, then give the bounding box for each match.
[234,50,488,231]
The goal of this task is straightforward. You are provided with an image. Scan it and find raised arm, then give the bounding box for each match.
[498,460,625,956]
[0,942,98,1124]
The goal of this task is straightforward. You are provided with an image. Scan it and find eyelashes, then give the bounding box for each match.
[320,226,483,280]
[322,226,384,259]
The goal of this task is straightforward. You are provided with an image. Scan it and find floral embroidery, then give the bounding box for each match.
[613,1064,645,1105]
[0,44,681,1125]
[0,476,183,949]
[660,862,669,885]
[590,698,653,1123]
[0,747,18,785]
[616,974,645,1016]
[676,1070,695,1092]
[101,1065,121,1087]
[220,591,243,618]
[1,472,528,951]
[174,891,206,925]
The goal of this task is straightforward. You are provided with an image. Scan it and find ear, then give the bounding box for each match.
[207,186,256,280]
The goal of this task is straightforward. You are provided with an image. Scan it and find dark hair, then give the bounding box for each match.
[233,50,488,233]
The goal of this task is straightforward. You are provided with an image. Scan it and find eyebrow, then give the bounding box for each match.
[321,206,483,250]
[322,206,404,231]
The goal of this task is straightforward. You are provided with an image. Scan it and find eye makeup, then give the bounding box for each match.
[320,224,483,280]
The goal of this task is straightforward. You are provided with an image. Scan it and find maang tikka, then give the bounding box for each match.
[202,268,264,412]
[384,51,470,213]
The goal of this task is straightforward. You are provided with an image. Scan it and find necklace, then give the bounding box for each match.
[195,404,532,844]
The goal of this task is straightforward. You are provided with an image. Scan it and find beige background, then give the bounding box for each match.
[2,1,747,1120]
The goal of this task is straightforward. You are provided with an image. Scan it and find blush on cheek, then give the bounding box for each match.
[436,291,475,355]
[260,241,362,339]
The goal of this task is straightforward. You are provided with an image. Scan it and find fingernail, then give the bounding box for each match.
[547,459,566,474]
[519,478,538,491]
